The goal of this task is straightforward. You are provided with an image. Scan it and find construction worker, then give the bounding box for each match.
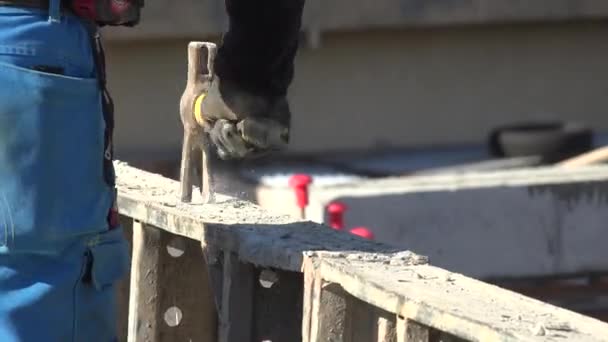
[0,0,304,340]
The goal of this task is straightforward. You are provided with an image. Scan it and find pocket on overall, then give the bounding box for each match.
[0,62,113,251]
[75,228,130,342]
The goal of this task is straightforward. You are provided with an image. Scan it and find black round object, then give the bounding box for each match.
[488,121,594,163]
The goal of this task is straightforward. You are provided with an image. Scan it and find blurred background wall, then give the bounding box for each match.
[102,0,608,167]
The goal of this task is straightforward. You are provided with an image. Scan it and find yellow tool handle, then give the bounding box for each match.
[194,93,207,126]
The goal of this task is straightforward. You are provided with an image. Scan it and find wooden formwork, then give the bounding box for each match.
[114,161,608,341]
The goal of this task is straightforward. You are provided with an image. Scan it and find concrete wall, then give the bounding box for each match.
[282,165,608,280]
[105,20,608,163]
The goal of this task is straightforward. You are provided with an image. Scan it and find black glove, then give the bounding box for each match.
[199,0,304,160]
[198,77,291,160]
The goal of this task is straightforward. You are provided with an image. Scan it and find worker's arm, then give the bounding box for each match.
[215,0,305,98]
[201,0,306,160]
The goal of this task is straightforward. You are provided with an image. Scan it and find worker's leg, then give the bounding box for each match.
[0,228,129,342]
[215,0,306,98]
[0,3,128,341]
[0,5,114,252]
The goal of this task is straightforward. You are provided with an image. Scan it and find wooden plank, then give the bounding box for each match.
[116,216,133,342]
[377,313,397,342]
[218,252,255,342]
[309,276,399,342]
[127,221,161,342]
[302,259,316,342]
[396,317,406,342]
[309,255,608,342]
[344,295,396,342]
[253,269,304,341]
[344,295,372,342]
[202,247,224,315]
[429,331,467,342]
[303,258,397,342]
[307,269,325,342]
[126,222,217,342]
[557,146,608,167]
[115,161,412,272]
[317,283,348,341]
[396,318,429,342]
[304,280,348,342]
[156,234,217,341]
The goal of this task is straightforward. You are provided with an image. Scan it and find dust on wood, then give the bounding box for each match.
[115,161,422,272]
[307,256,608,342]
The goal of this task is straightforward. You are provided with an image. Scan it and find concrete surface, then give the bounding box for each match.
[258,165,608,279]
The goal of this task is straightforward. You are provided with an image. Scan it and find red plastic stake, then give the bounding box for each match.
[289,174,312,219]
[327,201,347,230]
[350,227,375,240]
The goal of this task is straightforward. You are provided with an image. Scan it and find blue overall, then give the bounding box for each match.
[0,1,130,341]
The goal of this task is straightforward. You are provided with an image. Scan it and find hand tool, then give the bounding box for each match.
[179,41,292,204]
[179,41,218,204]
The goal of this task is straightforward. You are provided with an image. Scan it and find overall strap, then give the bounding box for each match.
[83,20,119,228]
[48,0,60,22]
[86,22,116,188]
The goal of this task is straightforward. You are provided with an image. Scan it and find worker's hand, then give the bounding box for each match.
[198,77,291,160]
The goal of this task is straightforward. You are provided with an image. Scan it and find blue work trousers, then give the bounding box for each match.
[0,2,129,341]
